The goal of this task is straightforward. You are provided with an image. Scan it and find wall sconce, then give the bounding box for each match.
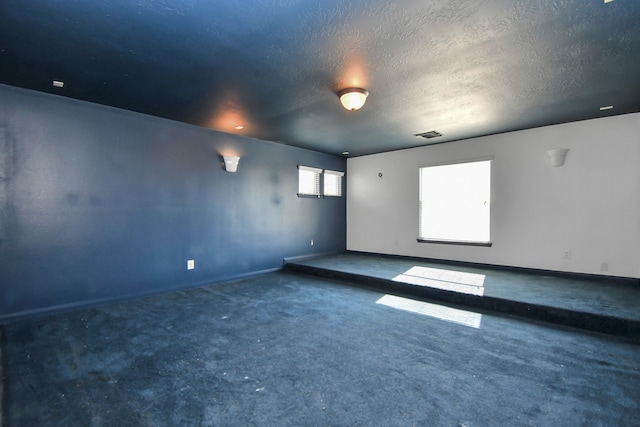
[223,155,240,173]
[547,149,569,167]
[338,88,369,111]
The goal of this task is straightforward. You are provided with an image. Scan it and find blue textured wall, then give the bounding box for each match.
[0,84,346,320]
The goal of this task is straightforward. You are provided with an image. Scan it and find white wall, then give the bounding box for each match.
[347,113,640,278]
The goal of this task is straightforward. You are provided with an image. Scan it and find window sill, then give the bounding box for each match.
[417,238,492,247]
[297,193,321,198]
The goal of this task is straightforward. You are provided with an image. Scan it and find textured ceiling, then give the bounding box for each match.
[1,0,639,156]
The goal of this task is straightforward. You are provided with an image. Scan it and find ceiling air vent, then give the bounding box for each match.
[414,130,442,139]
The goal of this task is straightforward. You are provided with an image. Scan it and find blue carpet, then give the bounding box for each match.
[2,271,640,426]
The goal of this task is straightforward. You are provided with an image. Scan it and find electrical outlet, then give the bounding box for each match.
[187,259,195,270]
[562,250,571,260]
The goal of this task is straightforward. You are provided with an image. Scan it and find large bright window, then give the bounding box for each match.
[298,165,322,197]
[419,159,491,245]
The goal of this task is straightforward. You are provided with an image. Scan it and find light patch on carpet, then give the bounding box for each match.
[376,294,482,329]
[393,266,486,296]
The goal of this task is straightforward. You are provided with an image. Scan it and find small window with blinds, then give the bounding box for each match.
[323,170,344,197]
[298,165,322,197]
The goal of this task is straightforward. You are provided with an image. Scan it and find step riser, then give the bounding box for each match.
[285,263,640,341]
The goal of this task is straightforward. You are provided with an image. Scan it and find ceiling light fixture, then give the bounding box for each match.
[234,125,244,130]
[52,80,64,88]
[599,105,613,111]
[338,88,369,111]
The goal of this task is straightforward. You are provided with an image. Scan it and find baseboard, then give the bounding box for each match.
[283,251,345,264]
[0,267,282,324]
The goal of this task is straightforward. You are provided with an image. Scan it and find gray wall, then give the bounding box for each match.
[0,84,346,320]
[347,113,640,278]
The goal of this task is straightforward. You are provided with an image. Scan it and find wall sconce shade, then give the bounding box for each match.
[223,155,240,172]
[338,88,369,111]
[547,149,569,167]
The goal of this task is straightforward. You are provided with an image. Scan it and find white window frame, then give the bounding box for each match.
[298,165,322,197]
[323,170,344,197]
[418,158,492,246]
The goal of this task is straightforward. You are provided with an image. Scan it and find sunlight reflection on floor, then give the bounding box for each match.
[392,266,486,296]
[376,294,482,328]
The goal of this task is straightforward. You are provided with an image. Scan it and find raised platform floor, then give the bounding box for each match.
[285,252,640,340]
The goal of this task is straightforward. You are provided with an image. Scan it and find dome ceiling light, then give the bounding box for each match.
[338,88,369,111]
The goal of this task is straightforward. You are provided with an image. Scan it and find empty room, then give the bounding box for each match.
[1,0,640,425]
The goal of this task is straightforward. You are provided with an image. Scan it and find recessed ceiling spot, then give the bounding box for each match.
[52,80,64,88]
[414,130,442,139]
[342,151,350,156]
[599,105,613,111]
[234,125,244,130]
[604,0,614,3]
